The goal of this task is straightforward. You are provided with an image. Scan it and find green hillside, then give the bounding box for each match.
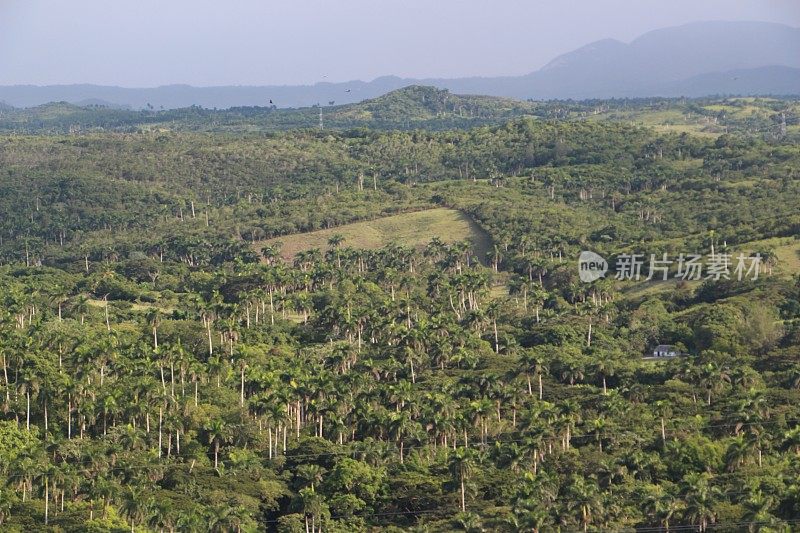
[0,97,799,532]
[0,86,537,133]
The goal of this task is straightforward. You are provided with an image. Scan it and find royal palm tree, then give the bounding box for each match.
[680,472,721,532]
[121,486,154,533]
[205,418,231,469]
[520,348,549,399]
[449,447,476,513]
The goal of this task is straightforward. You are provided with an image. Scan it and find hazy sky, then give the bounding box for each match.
[1,0,798,87]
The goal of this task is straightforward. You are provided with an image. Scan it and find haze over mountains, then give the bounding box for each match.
[1,21,798,110]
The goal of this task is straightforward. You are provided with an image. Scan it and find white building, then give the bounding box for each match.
[652,344,679,357]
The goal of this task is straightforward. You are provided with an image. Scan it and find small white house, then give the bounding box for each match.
[652,344,679,358]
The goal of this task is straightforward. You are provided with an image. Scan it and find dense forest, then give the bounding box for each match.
[0,90,799,532]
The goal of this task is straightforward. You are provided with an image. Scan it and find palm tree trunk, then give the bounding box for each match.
[460,478,466,512]
[582,504,588,532]
[240,367,245,406]
[207,320,214,355]
[539,373,543,400]
[1,354,8,403]
[587,321,592,348]
[158,408,163,458]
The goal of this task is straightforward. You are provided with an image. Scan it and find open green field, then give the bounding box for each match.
[740,236,800,276]
[585,108,723,138]
[88,298,175,313]
[257,208,492,261]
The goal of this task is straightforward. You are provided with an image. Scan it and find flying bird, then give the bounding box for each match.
[269,99,274,104]
[345,89,351,93]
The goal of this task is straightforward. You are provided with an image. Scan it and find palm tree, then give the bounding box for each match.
[151,499,178,533]
[565,475,601,532]
[511,497,551,532]
[35,459,56,525]
[327,234,345,269]
[121,486,154,533]
[72,294,91,325]
[92,476,119,519]
[699,362,731,406]
[589,416,607,452]
[680,472,721,532]
[783,426,800,455]
[519,348,549,399]
[449,447,475,513]
[205,419,230,469]
[742,490,782,532]
[454,511,484,532]
[558,400,582,450]
[560,357,585,387]
[592,353,618,395]
[654,399,672,444]
[206,502,244,533]
[298,487,326,533]
[296,464,325,491]
[388,411,419,463]
[644,484,680,533]
[146,308,161,350]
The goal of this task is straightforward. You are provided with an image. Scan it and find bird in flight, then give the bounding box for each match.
[345,89,351,93]
[269,99,274,104]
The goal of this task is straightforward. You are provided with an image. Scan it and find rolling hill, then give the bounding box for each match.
[0,86,538,133]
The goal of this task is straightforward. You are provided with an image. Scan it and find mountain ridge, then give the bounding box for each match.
[1,21,798,108]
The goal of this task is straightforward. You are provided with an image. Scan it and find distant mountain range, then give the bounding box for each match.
[1,21,798,109]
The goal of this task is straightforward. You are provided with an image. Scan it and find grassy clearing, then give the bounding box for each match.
[670,158,704,171]
[619,278,687,298]
[702,104,767,118]
[586,108,722,138]
[739,237,800,276]
[257,208,492,262]
[650,124,720,138]
[88,299,174,313]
